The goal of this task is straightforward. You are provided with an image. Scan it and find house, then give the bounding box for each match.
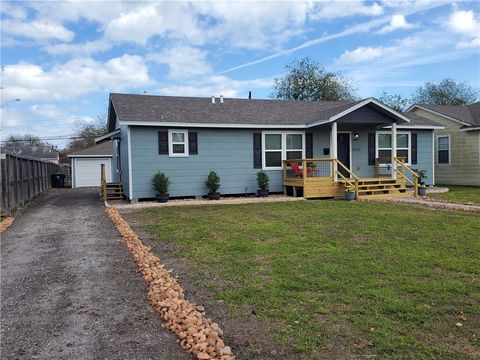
[68,141,112,188]
[99,93,442,201]
[407,102,480,186]
[4,144,59,164]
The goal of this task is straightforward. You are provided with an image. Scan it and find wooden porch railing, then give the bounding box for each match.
[282,158,360,199]
[393,157,419,197]
[334,159,360,200]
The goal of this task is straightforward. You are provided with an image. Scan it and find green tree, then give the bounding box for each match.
[272,58,357,101]
[411,78,479,106]
[378,91,411,112]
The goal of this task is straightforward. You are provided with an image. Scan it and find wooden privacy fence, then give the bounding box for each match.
[0,150,60,215]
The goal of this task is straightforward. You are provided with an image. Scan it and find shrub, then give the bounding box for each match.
[205,171,220,193]
[152,171,170,194]
[256,171,269,190]
[411,168,428,186]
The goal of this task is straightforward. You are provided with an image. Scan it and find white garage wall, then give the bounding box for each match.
[72,158,112,188]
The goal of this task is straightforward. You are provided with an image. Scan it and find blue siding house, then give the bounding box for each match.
[97,93,442,201]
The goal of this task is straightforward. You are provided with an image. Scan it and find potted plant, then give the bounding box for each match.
[205,171,221,200]
[412,168,428,196]
[256,171,269,197]
[345,185,355,201]
[152,171,171,203]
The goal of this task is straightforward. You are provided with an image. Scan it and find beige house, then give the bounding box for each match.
[407,103,480,186]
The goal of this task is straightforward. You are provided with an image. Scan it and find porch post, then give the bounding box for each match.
[331,121,338,180]
[391,122,397,179]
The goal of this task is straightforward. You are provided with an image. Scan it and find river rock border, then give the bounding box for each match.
[0,217,14,234]
[106,208,234,360]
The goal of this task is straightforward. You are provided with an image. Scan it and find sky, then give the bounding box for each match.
[1,0,479,148]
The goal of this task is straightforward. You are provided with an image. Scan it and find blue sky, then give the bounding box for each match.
[1,0,479,148]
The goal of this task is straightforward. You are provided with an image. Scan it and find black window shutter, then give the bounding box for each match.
[368,132,375,165]
[253,133,262,169]
[158,131,168,155]
[411,133,417,164]
[189,132,198,155]
[306,133,313,158]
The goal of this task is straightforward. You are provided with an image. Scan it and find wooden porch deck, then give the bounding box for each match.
[282,158,418,200]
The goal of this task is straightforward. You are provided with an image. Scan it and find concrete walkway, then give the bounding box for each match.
[1,188,191,360]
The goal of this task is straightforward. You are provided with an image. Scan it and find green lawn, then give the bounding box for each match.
[429,186,480,204]
[130,201,480,359]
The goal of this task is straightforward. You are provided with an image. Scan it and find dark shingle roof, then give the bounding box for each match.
[110,93,356,126]
[416,102,480,127]
[402,113,443,127]
[68,141,112,157]
[3,145,58,159]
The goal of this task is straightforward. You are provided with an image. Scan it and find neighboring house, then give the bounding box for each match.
[4,145,59,164]
[68,141,112,188]
[408,102,480,186]
[99,93,442,201]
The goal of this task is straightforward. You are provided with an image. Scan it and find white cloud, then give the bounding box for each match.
[310,1,383,20]
[335,46,388,64]
[156,75,273,98]
[147,46,213,79]
[447,9,480,49]
[448,9,479,35]
[378,14,415,33]
[457,37,480,49]
[2,55,153,101]
[44,39,112,56]
[1,19,75,42]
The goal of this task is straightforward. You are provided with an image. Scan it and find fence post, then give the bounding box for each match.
[101,164,107,200]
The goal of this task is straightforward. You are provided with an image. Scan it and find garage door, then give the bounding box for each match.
[74,158,112,187]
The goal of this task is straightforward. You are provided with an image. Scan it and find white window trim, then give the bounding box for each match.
[436,134,451,165]
[262,131,305,170]
[168,129,189,157]
[376,131,411,166]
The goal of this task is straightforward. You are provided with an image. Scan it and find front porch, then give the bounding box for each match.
[282,157,419,200]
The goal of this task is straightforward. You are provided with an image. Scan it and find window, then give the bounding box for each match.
[437,135,450,164]
[376,132,411,165]
[168,130,189,157]
[262,132,305,170]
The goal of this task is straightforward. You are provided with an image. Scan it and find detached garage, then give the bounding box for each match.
[68,141,112,188]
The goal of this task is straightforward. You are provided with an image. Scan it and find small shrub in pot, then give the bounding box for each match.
[152,171,171,203]
[205,171,221,200]
[345,185,355,201]
[411,168,428,196]
[256,171,269,197]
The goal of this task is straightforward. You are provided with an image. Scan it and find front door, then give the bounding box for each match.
[337,133,351,178]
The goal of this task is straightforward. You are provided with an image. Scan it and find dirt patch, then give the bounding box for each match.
[121,210,301,360]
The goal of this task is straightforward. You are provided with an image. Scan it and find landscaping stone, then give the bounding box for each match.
[106,207,235,360]
[0,217,14,234]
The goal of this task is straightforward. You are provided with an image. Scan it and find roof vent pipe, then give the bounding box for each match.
[220,95,224,103]
[248,91,252,99]
[211,96,215,104]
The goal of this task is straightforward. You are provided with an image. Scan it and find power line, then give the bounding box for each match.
[0,135,83,143]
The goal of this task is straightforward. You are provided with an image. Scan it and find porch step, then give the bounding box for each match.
[348,177,412,200]
[105,182,124,200]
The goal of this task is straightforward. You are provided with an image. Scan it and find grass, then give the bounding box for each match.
[132,201,480,359]
[429,186,480,204]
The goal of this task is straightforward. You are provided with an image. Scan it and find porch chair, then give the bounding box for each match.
[289,162,313,178]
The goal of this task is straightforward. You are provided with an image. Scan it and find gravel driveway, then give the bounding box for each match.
[1,188,191,360]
